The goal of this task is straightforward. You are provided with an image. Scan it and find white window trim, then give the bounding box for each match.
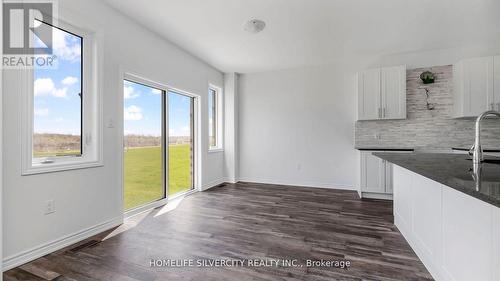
[208,84,223,152]
[21,17,103,175]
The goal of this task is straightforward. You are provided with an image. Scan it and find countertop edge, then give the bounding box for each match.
[355,148,415,151]
[373,152,500,208]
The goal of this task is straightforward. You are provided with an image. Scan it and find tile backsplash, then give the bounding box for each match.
[355,65,500,151]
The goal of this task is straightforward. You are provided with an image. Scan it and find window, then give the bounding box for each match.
[123,79,164,210]
[33,21,83,159]
[208,86,222,151]
[22,18,101,175]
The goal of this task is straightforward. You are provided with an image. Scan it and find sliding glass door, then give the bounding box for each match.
[123,80,196,211]
[123,80,165,211]
[168,91,195,196]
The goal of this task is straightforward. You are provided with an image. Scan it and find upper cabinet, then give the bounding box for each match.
[453,56,499,118]
[357,65,406,120]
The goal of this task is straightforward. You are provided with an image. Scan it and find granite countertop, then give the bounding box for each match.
[373,153,500,208]
[355,147,415,151]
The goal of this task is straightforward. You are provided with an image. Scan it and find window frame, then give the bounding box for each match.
[122,77,167,211]
[208,85,223,152]
[21,17,103,175]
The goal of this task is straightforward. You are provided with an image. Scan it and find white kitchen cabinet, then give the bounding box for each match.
[381,65,407,119]
[453,56,495,117]
[411,174,442,272]
[357,65,406,120]
[360,151,386,194]
[359,150,411,199]
[494,206,500,281]
[393,165,499,281]
[357,68,381,120]
[393,166,412,230]
[442,187,492,281]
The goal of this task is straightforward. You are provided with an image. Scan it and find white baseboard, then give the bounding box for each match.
[201,178,228,191]
[361,192,393,200]
[2,216,123,271]
[236,178,355,191]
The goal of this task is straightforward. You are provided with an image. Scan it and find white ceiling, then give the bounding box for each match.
[103,0,500,73]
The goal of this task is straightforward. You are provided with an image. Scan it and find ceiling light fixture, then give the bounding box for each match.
[244,19,266,34]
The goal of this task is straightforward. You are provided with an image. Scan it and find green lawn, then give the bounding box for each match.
[124,145,192,210]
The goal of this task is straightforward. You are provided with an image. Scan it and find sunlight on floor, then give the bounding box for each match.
[103,209,154,240]
[154,196,185,218]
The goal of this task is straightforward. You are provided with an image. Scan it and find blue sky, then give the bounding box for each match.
[124,81,192,137]
[33,22,191,137]
[34,22,82,135]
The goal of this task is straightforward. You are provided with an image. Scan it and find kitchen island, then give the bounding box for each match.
[374,153,500,281]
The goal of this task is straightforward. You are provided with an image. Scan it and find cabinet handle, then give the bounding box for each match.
[383,108,386,118]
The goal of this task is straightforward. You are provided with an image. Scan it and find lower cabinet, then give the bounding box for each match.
[360,151,387,194]
[359,150,409,199]
[494,207,500,281]
[441,187,492,281]
[393,165,499,281]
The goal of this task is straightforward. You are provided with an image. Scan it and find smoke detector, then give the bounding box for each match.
[244,19,266,33]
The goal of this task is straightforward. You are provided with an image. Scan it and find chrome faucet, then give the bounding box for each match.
[469,110,500,164]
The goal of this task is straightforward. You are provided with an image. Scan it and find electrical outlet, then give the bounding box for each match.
[373,133,381,140]
[45,199,56,215]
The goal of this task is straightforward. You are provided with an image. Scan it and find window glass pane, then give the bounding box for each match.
[208,88,217,148]
[168,92,194,196]
[33,21,82,158]
[123,80,164,210]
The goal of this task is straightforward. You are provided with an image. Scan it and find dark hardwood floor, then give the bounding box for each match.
[4,182,433,281]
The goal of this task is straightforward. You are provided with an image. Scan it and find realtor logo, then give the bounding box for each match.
[2,1,57,68]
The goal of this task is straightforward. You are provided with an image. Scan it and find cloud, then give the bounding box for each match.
[62,76,78,86]
[53,28,81,62]
[34,108,49,116]
[34,78,55,96]
[53,88,68,98]
[124,105,143,121]
[124,85,139,99]
[151,89,162,95]
[34,78,69,98]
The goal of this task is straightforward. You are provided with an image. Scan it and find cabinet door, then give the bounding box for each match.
[393,166,412,230]
[411,175,442,268]
[442,187,492,281]
[494,56,500,111]
[360,151,385,193]
[385,162,393,193]
[381,65,406,119]
[494,206,500,281]
[463,57,494,116]
[357,69,381,120]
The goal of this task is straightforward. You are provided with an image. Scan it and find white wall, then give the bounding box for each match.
[238,64,358,189]
[237,43,500,191]
[223,73,238,183]
[2,0,223,269]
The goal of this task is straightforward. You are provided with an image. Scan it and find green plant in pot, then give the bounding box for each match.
[420,71,435,84]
